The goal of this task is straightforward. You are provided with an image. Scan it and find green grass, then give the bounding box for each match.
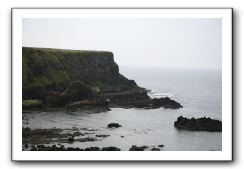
[23,99,43,106]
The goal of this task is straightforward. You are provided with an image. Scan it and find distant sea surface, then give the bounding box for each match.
[23,67,222,151]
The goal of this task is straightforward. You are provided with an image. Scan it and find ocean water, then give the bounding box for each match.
[23,67,222,151]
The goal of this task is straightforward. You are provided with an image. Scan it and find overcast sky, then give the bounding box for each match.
[23,18,221,70]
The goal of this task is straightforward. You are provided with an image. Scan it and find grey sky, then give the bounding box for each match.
[23,18,222,70]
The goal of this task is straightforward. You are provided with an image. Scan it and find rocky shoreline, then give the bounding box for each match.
[27,144,164,151]
[22,126,165,151]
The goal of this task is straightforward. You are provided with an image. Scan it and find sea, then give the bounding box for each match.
[23,66,222,151]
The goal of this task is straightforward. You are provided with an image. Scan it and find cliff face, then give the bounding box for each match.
[22,47,138,101]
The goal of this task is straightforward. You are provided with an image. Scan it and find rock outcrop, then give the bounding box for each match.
[174,116,222,132]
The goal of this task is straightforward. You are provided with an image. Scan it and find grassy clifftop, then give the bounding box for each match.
[22,47,137,102]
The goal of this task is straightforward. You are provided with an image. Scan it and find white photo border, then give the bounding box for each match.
[11,8,233,161]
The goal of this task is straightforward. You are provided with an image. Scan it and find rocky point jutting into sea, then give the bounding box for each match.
[22,47,182,113]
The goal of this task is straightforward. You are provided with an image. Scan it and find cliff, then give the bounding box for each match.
[22,47,139,102]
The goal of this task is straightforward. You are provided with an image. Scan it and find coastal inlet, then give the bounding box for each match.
[22,47,222,151]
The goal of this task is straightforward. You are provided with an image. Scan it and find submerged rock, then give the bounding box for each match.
[67,137,75,142]
[76,137,96,142]
[95,134,110,138]
[107,123,122,128]
[151,148,160,151]
[174,116,222,132]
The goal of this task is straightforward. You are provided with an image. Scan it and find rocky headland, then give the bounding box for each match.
[22,47,182,113]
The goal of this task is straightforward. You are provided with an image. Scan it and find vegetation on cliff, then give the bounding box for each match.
[23,47,137,102]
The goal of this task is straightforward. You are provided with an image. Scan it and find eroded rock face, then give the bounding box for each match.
[174,116,222,132]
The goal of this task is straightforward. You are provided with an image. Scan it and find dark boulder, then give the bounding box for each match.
[67,137,75,142]
[95,134,110,138]
[84,147,100,151]
[107,123,122,128]
[66,147,84,151]
[174,116,222,132]
[76,137,96,142]
[151,148,160,151]
[129,145,148,151]
[101,146,121,151]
